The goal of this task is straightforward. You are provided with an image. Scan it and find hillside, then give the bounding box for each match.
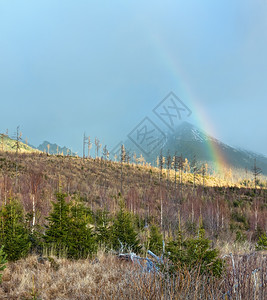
[0,134,38,153]
[0,151,266,299]
[0,151,266,242]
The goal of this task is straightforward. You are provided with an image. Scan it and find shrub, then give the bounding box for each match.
[235,230,247,243]
[255,233,267,251]
[166,227,224,277]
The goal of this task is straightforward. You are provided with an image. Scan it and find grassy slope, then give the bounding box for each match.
[0,135,38,153]
[0,150,248,190]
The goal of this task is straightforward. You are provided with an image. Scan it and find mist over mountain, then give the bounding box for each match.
[123,121,267,175]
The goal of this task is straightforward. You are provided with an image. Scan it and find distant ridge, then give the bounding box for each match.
[37,141,72,156]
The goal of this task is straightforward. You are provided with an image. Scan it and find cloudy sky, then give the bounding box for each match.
[0,0,266,155]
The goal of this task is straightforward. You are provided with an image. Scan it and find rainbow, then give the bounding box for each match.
[149,32,229,174]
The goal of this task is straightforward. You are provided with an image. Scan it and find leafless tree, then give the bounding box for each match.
[158,150,164,230]
[29,171,43,231]
[166,150,172,193]
[174,152,179,200]
[83,133,87,159]
[191,155,199,193]
[88,136,92,158]
[13,126,22,189]
[95,137,100,158]
[159,150,163,182]
[200,163,208,193]
[251,158,262,192]
[120,144,126,194]
[178,154,184,198]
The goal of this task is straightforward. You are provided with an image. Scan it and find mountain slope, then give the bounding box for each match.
[165,122,267,174]
[124,122,267,175]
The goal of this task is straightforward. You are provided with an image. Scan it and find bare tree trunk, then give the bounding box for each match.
[254,202,258,231]
[191,202,194,223]
[4,176,7,206]
[160,195,163,230]
[32,194,36,232]
[216,201,220,231]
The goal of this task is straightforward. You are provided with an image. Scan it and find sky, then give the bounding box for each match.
[0,0,267,156]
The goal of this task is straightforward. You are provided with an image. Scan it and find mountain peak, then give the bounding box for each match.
[171,121,207,143]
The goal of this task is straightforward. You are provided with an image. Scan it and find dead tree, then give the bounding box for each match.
[120,144,126,194]
[12,126,22,189]
[95,138,100,159]
[83,133,87,159]
[251,158,262,192]
[200,163,208,193]
[13,126,22,154]
[158,150,164,230]
[103,145,108,161]
[29,171,42,231]
[88,136,92,158]
[178,154,184,198]
[125,150,131,188]
[166,151,172,195]
[159,150,163,182]
[174,152,179,200]
[103,145,108,188]
[191,155,199,193]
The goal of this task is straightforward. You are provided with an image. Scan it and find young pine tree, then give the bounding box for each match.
[95,209,111,250]
[147,224,163,256]
[44,193,71,257]
[44,193,96,259]
[166,224,224,277]
[112,202,141,253]
[68,199,96,259]
[0,200,31,261]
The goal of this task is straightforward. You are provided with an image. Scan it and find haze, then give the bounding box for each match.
[0,0,266,156]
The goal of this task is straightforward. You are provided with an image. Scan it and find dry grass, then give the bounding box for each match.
[0,254,134,300]
[0,252,266,300]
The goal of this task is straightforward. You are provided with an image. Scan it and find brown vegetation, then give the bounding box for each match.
[0,151,266,243]
[0,252,266,299]
[0,151,267,299]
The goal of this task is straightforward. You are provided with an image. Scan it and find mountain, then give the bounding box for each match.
[124,121,267,175]
[0,134,37,153]
[37,141,72,155]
